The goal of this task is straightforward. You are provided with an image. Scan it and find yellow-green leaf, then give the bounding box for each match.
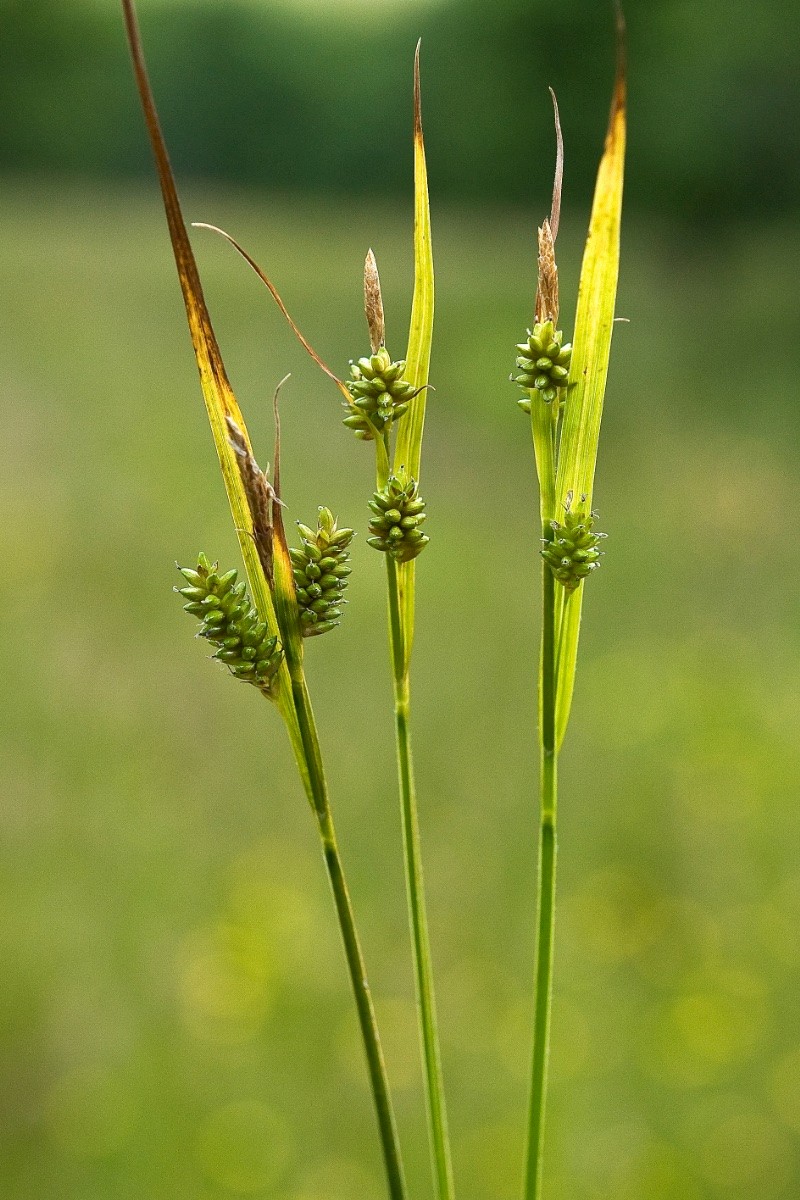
[554,26,626,748]
[394,42,434,673]
[395,40,434,482]
[121,0,309,778]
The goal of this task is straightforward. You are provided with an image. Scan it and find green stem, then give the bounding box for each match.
[386,555,454,1200]
[523,562,558,1200]
[524,395,560,1200]
[288,672,407,1200]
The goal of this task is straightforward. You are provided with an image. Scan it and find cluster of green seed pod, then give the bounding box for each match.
[513,319,572,410]
[367,471,429,563]
[290,508,354,636]
[343,347,417,440]
[541,497,606,592]
[176,554,283,693]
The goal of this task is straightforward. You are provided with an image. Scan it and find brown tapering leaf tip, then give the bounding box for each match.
[548,87,564,243]
[226,416,276,585]
[192,221,350,401]
[536,218,559,325]
[272,373,291,500]
[413,40,423,141]
[122,0,232,396]
[610,2,627,129]
[364,249,386,353]
[269,375,295,574]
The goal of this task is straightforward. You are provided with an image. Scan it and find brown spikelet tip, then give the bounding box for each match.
[364,249,385,353]
[535,218,559,326]
[226,416,276,585]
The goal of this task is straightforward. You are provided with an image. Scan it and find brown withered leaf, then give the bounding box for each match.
[364,249,386,353]
[226,416,276,586]
[536,218,559,325]
[192,223,352,406]
[535,90,564,324]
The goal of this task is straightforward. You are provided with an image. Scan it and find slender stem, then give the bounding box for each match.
[524,395,560,1200]
[290,672,407,1200]
[386,556,454,1200]
[523,563,558,1200]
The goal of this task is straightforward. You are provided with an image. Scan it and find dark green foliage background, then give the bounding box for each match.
[2,0,799,222]
[2,3,800,1199]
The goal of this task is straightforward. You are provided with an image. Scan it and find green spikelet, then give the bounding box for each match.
[513,319,572,410]
[343,347,417,440]
[367,471,429,564]
[541,495,606,592]
[176,554,283,693]
[290,508,354,637]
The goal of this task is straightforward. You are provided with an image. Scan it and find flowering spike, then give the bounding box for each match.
[513,319,572,407]
[541,495,606,592]
[291,508,354,637]
[176,557,282,693]
[367,471,429,563]
[343,347,417,440]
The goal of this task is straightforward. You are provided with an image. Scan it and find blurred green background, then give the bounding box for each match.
[2,1,800,1198]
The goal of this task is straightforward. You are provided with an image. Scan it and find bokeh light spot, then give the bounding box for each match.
[292,1156,379,1200]
[771,1045,800,1134]
[699,1110,793,1193]
[563,870,667,964]
[615,1141,702,1200]
[179,920,275,1044]
[45,1064,135,1158]
[643,970,767,1087]
[197,1101,291,1194]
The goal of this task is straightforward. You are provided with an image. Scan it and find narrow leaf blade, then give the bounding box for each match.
[395,40,434,482]
[121,0,303,722]
[554,21,626,747]
[394,42,434,672]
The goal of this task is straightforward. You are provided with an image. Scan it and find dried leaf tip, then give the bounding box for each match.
[535,89,564,324]
[547,88,564,243]
[272,373,291,501]
[413,39,423,140]
[226,416,276,586]
[613,2,627,111]
[536,219,559,326]
[364,249,385,353]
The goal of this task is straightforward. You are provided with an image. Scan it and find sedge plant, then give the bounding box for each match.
[189,53,450,1200]
[122,0,626,1195]
[341,61,452,1200]
[121,4,407,1197]
[515,18,626,1200]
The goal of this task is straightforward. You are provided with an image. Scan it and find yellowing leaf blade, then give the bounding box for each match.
[394,42,434,672]
[554,28,626,748]
[121,0,305,746]
[395,41,434,483]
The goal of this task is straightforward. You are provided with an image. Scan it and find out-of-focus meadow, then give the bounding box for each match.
[3,3,800,1199]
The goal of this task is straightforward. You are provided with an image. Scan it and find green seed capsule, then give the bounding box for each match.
[541,497,606,592]
[367,471,430,563]
[290,508,355,638]
[343,345,418,441]
[512,319,573,407]
[175,556,283,696]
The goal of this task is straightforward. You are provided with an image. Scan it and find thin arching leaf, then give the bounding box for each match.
[192,223,351,406]
[554,13,626,747]
[120,0,309,774]
[395,40,434,482]
[394,41,434,672]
